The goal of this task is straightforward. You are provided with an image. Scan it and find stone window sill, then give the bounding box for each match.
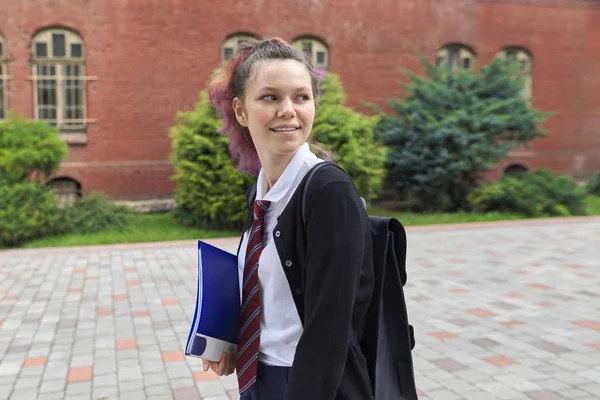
[60,132,87,145]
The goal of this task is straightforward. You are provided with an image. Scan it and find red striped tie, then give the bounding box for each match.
[236,199,271,395]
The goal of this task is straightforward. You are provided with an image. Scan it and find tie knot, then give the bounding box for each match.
[253,200,271,222]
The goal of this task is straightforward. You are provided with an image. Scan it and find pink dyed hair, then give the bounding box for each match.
[207,37,324,176]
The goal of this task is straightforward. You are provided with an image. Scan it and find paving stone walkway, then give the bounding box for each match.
[0,218,599,400]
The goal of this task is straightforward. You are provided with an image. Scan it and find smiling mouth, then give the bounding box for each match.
[270,127,300,132]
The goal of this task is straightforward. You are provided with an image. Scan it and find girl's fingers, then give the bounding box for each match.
[229,351,236,374]
[202,351,234,376]
[217,352,227,375]
[227,352,233,375]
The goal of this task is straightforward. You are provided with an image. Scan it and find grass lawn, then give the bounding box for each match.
[23,213,239,249]
[371,195,600,226]
[368,207,525,226]
[16,195,600,249]
[585,195,600,215]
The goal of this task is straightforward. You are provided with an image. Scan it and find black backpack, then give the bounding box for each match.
[301,162,418,400]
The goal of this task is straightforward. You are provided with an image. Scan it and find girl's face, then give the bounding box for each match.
[233,59,315,164]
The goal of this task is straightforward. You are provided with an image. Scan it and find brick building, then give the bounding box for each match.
[1,0,599,202]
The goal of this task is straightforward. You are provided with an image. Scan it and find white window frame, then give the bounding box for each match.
[0,35,8,121]
[436,45,476,71]
[497,47,533,99]
[30,29,96,131]
[222,34,257,61]
[291,37,329,69]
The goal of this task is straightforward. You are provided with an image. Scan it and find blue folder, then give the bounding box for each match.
[185,240,240,362]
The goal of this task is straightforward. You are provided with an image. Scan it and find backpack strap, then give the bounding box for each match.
[248,182,257,206]
[301,162,333,225]
[301,162,366,225]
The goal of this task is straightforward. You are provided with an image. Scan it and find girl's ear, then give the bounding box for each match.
[232,98,248,127]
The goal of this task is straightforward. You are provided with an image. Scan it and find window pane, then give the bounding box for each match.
[37,63,57,124]
[506,48,517,59]
[74,82,82,118]
[63,63,84,129]
[0,42,3,57]
[448,50,459,70]
[65,77,73,119]
[316,51,325,65]
[462,57,471,70]
[52,33,66,57]
[519,59,527,72]
[302,42,312,59]
[224,47,233,60]
[36,42,48,58]
[71,43,82,58]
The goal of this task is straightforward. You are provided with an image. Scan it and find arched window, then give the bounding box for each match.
[503,164,529,177]
[436,44,475,71]
[497,47,533,99]
[0,34,7,120]
[46,177,81,206]
[291,37,329,69]
[31,28,90,131]
[222,34,259,61]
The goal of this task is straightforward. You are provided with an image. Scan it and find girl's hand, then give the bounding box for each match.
[202,350,236,376]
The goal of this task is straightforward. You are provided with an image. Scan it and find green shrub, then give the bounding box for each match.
[376,56,549,211]
[468,170,586,217]
[0,116,67,184]
[313,73,387,203]
[169,91,254,230]
[56,192,131,234]
[586,172,600,196]
[0,181,61,247]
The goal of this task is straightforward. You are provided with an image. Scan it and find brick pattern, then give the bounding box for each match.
[1,220,600,399]
[1,0,599,199]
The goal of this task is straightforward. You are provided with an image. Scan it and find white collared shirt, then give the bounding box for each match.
[237,143,323,366]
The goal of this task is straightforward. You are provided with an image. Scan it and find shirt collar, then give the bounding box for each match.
[256,142,312,203]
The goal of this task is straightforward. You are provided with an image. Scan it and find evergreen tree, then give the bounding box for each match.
[376,57,549,211]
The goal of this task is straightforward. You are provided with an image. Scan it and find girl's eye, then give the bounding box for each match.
[262,95,277,101]
[297,94,310,101]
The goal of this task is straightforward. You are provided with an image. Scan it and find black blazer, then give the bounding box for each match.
[239,166,375,400]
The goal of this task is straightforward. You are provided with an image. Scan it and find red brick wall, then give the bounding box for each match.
[1,0,598,199]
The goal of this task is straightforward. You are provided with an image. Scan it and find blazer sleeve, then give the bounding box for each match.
[284,179,369,400]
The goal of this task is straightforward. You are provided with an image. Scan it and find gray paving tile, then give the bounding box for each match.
[1,220,599,399]
[39,379,66,394]
[525,390,567,400]
[174,387,201,400]
[197,380,228,397]
[145,384,172,396]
